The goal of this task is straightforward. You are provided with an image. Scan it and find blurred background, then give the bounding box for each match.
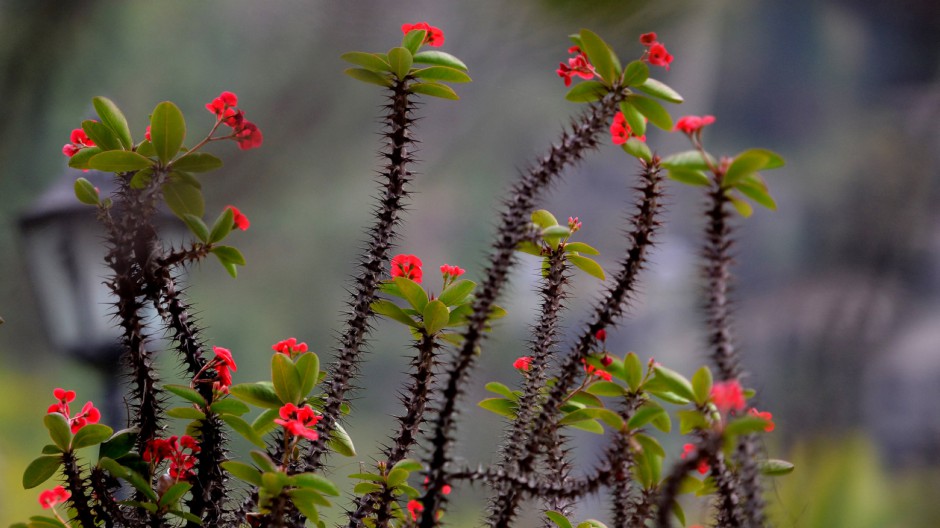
[1,0,939,526]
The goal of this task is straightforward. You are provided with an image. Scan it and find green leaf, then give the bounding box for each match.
[691,366,713,405]
[98,428,137,461]
[542,225,571,238]
[585,381,627,397]
[619,101,646,138]
[579,29,617,85]
[221,414,267,448]
[636,78,684,103]
[735,181,777,210]
[354,482,383,495]
[559,407,623,430]
[387,47,413,79]
[563,242,599,255]
[422,300,450,334]
[209,398,250,416]
[409,82,459,100]
[344,68,393,87]
[340,52,391,72]
[271,353,302,404]
[88,150,154,173]
[414,66,471,83]
[22,455,61,489]
[568,419,605,434]
[207,208,234,244]
[661,150,716,171]
[627,402,668,431]
[82,120,123,151]
[252,408,280,434]
[93,96,133,149]
[622,138,652,162]
[545,511,573,528]
[129,168,153,189]
[43,413,71,452]
[72,424,113,450]
[74,178,100,205]
[677,409,708,434]
[231,382,282,409]
[633,433,665,458]
[166,406,206,420]
[295,350,320,397]
[163,384,207,406]
[531,209,559,228]
[565,81,607,103]
[150,101,186,164]
[678,475,703,494]
[728,194,754,218]
[478,398,517,418]
[182,214,210,243]
[628,95,673,131]
[672,501,686,526]
[222,460,263,486]
[158,481,191,507]
[393,277,428,312]
[652,366,696,402]
[623,352,643,391]
[438,280,475,306]
[576,520,608,528]
[387,468,409,488]
[171,152,222,173]
[26,516,67,528]
[725,415,772,436]
[163,178,205,219]
[393,459,423,473]
[621,60,649,87]
[167,509,203,524]
[212,245,246,277]
[371,299,419,328]
[568,254,605,280]
[136,140,155,158]
[402,29,428,54]
[68,146,102,170]
[328,423,356,457]
[484,382,516,399]
[760,459,795,476]
[292,473,340,496]
[668,168,710,187]
[413,50,468,71]
[250,450,279,473]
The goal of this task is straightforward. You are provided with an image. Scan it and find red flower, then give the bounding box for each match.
[391,254,423,283]
[600,355,613,367]
[48,388,100,433]
[212,346,238,390]
[680,443,710,475]
[442,484,452,495]
[647,42,674,70]
[440,264,465,279]
[407,499,425,521]
[235,121,263,150]
[567,216,582,232]
[275,403,321,441]
[513,356,533,371]
[595,329,607,342]
[710,380,746,414]
[144,435,200,481]
[674,115,716,135]
[610,111,647,145]
[62,128,95,158]
[748,408,775,432]
[401,22,445,47]
[144,125,151,142]
[225,205,250,231]
[556,51,595,87]
[639,32,658,46]
[206,91,238,117]
[272,337,310,357]
[581,359,612,381]
[38,485,70,509]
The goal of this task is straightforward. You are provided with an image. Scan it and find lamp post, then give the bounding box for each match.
[19,169,186,425]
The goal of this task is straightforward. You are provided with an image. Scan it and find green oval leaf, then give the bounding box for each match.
[74,177,100,205]
[295,350,320,398]
[222,460,263,486]
[402,29,428,54]
[292,473,340,496]
[623,352,643,391]
[158,481,192,508]
[422,300,450,335]
[564,242,599,255]
[340,51,391,72]
[209,398,251,416]
[150,101,186,164]
[221,414,267,448]
[171,152,222,173]
[579,29,617,85]
[409,82,459,100]
[207,208,234,244]
[628,95,673,131]
[438,280,475,306]
[392,459,423,473]
[387,47,413,79]
[344,68,393,87]
[760,459,795,476]
[627,401,667,430]
[478,398,517,418]
[661,150,716,171]
[652,366,696,402]
[22,455,61,489]
[328,422,356,457]
[393,277,428,312]
[230,382,282,409]
[691,366,713,405]
[93,96,133,149]
[735,181,777,210]
[413,66,471,83]
[71,424,113,450]
[560,407,623,430]
[163,384,206,406]
[621,60,649,87]
[211,245,246,266]
[668,168,711,187]
[636,78,684,103]
[545,511,573,528]
[585,381,627,397]
[43,413,72,452]
[88,151,154,173]
[68,146,102,170]
[182,214,210,243]
[531,209,559,228]
[129,167,154,190]
[98,428,138,461]
[271,353,302,404]
[82,119,123,151]
[163,179,205,219]
[413,50,468,71]
[622,138,652,162]
[166,406,207,420]
[568,254,606,280]
[728,194,754,217]
[565,80,607,103]
[619,101,646,138]
[371,299,419,328]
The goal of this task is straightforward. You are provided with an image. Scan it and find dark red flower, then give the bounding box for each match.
[206,91,238,117]
[212,346,238,390]
[38,485,70,509]
[674,115,716,135]
[235,121,263,150]
[601,355,613,367]
[556,52,595,87]
[681,443,710,475]
[275,403,321,441]
[48,388,100,433]
[144,435,200,481]
[62,128,95,158]
[710,380,746,414]
[391,254,423,283]
[639,32,658,46]
[407,499,425,521]
[610,111,647,145]
[225,205,250,231]
[595,329,607,342]
[513,356,533,371]
[647,43,674,70]
[748,408,775,432]
[582,359,613,382]
[401,22,445,47]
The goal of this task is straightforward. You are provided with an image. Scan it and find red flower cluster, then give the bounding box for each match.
[62,128,96,157]
[681,443,710,475]
[557,46,596,87]
[272,337,309,357]
[610,111,647,145]
[513,356,533,371]
[582,359,613,382]
[391,254,423,283]
[407,499,424,521]
[144,125,151,141]
[212,346,238,392]
[748,407,775,432]
[675,115,716,135]
[38,485,70,509]
[275,403,320,441]
[595,329,607,342]
[439,264,465,279]
[143,435,200,480]
[47,388,101,433]
[639,32,673,70]
[401,22,445,47]
[710,379,746,414]
[205,91,263,150]
[225,205,250,231]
